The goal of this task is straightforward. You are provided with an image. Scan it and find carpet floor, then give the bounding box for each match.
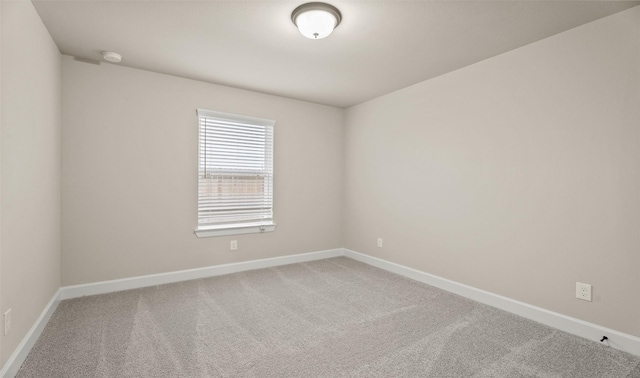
[17,257,640,377]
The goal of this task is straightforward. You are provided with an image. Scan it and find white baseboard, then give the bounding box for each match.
[0,289,62,378]
[3,247,639,378]
[344,248,640,357]
[60,248,344,300]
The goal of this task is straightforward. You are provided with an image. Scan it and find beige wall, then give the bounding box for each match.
[61,56,344,285]
[1,0,62,366]
[344,6,640,337]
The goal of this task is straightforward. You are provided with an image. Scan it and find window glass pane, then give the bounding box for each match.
[197,109,274,229]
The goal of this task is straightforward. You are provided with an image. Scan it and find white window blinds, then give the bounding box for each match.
[197,109,274,231]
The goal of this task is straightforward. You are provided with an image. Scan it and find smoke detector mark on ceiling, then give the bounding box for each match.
[102,51,122,63]
[73,57,101,65]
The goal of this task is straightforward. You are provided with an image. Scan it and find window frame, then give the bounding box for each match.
[194,109,276,238]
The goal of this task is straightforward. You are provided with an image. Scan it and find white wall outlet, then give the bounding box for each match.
[576,282,592,301]
[377,238,383,248]
[4,309,11,336]
[230,240,238,251]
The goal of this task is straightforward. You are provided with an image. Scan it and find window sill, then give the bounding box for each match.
[194,223,276,238]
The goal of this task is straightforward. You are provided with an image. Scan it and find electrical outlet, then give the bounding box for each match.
[4,309,11,336]
[576,282,592,301]
[230,240,238,251]
[377,238,383,248]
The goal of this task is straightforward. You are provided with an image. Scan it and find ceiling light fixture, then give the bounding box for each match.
[291,2,342,40]
[102,51,122,63]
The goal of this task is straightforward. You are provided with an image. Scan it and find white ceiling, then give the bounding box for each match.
[33,1,639,108]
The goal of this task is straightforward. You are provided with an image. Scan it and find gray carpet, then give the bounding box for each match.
[17,257,640,377]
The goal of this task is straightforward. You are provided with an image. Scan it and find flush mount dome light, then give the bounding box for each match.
[291,2,342,39]
[101,51,122,63]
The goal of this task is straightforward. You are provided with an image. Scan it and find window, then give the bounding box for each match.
[195,109,275,238]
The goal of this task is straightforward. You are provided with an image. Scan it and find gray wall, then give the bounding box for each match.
[61,57,344,285]
[344,6,640,337]
[1,1,62,366]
